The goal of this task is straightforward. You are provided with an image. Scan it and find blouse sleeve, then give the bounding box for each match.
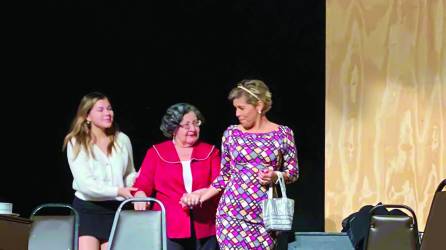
[132,147,157,196]
[67,142,118,198]
[281,126,299,183]
[121,133,137,187]
[211,128,232,191]
[210,147,221,182]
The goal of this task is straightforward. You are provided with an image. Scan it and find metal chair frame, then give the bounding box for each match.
[30,203,79,250]
[363,204,420,250]
[420,179,446,250]
[107,197,167,250]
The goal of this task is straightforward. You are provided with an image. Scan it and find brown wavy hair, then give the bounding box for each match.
[62,92,118,159]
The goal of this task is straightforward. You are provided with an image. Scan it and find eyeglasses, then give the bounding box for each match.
[178,120,202,130]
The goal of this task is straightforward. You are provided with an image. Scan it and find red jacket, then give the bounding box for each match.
[133,140,221,239]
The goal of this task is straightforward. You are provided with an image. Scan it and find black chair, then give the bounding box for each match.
[107,197,167,250]
[28,203,79,250]
[421,179,446,250]
[364,204,420,250]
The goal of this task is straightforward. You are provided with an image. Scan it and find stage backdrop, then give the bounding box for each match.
[326,0,445,231]
[1,1,326,233]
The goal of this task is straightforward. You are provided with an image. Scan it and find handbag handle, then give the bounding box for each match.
[267,172,288,199]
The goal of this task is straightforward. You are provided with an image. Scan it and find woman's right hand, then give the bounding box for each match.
[118,187,138,199]
[133,191,150,210]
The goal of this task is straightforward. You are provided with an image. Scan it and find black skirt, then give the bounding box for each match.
[73,196,121,241]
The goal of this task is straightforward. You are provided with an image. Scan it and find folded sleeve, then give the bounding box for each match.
[121,134,137,187]
[132,147,157,196]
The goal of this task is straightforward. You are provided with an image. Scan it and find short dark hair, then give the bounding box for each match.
[160,103,205,138]
[228,79,272,114]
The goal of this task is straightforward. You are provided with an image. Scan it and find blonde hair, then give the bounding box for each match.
[228,79,272,114]
[62,92,118,159]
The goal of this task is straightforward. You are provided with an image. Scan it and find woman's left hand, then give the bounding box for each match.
[258,167,277,186]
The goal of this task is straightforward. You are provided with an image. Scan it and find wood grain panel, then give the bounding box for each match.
[326,0,445,232]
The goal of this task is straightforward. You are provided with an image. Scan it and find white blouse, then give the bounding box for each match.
[181,160,193,193]
[67,132,137,201]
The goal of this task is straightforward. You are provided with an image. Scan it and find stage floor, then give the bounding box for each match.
[289,232,354,250]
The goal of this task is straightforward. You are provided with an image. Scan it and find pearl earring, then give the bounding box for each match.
[257,110,261,114]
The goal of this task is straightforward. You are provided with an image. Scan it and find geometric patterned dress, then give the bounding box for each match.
[211,125,299,249]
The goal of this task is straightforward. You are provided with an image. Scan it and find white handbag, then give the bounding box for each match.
[261,172,294,231]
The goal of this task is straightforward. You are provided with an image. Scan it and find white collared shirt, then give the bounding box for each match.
[67,132,137,201]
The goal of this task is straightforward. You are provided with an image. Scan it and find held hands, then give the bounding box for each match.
[118,187,138,199]
[179,192,202,208]
[258,167,277,186]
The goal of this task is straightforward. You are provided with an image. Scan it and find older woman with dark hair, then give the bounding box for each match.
[132,103,220,250]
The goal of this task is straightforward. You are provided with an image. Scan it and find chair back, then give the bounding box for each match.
[28,203,79,250]
[421,179,446,250]
[107,198,167,250]
[364,204,419,250]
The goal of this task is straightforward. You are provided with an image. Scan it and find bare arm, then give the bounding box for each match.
[199,186,220,203]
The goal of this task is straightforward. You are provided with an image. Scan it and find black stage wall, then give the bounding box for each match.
[2,1,325,232]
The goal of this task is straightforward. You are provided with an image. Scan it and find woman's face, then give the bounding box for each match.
[174,111,201,146]
[87,98,114,130]
[233,96,259,130]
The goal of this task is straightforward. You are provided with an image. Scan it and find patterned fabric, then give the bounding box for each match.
[212,125,299,249]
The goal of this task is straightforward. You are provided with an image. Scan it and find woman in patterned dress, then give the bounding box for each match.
[181,80,299,249]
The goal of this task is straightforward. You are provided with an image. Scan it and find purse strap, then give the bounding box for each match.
[267,172,288,199]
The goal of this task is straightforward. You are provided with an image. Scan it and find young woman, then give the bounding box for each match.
[63,92,137,250]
